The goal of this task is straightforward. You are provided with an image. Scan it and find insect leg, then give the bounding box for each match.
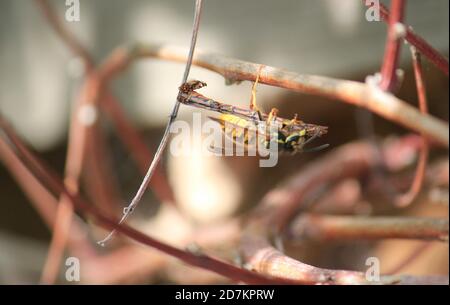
[267,108,279,124]
[250,66,264,121]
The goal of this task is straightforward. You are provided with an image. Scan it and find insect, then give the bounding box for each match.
[209,113,328,155]
[177,70,328,155]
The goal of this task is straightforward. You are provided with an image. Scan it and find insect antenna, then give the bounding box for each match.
[302,143,330,153]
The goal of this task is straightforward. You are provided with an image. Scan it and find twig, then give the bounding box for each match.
[40,75,100,284]
[395,46,430,207]
[35,0,93,69]
[101,93,174,203]
[288,214,449,242]
[240,231,447,284]
[241,234,368,284]
[83,127,122,215]
[379,0,406,92]
[98,0,204,245]
[40,197,74,284]
[377,2,449,76]
[177,82,328,137]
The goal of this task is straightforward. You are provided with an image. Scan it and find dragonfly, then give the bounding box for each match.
[177,72,329,155]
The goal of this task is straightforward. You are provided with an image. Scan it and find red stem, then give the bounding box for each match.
[379,0,406,91]
[378,2,449,76]
[395,47,430,207]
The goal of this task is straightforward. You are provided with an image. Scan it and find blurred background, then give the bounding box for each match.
[0,0,448,284]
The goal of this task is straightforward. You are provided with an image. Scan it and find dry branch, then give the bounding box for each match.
[379,0,405,91]
[240,233,447,285]
[99,43,448,146]
[289,214,449,242]
[395,47,430,206]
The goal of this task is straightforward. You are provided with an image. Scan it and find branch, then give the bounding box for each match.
[395,47,430,206]
[34,0,94,69]
[40,74,101,284]
[98,0,204,245]
[97,43,448,146]
[240,232,447,285]
[379,0,406,92]
[288,214,449,242]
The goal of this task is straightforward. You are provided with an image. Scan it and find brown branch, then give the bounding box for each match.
[34,0,94,69]
[241,234,367,284]
[240,232,447,285]
[40,198,74,284]
[34,0,117,283]
[98,43,448,146]
[288,214,449,242]
[379,0,406,91]
[395,46,430,207]
[40,74,101,284]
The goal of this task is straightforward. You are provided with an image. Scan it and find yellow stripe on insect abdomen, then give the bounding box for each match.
[219,114,250,129]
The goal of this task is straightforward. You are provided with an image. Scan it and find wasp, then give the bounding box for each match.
[178,69,328,155]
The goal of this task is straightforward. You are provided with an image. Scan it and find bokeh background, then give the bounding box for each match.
[0,0,448,284]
